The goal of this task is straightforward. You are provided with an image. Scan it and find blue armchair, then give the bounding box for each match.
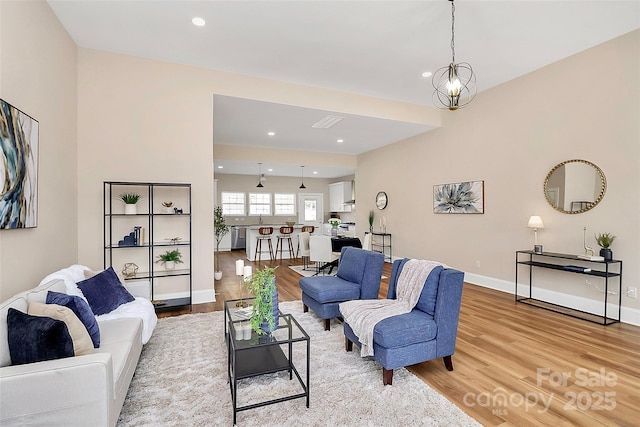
[343,258,465,385]
[299,247,384,331]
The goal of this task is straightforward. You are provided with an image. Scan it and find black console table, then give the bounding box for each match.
[515,250,622,325]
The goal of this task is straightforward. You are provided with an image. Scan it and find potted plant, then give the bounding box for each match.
[243,265,278,335]
[328,218,341,237]
[119,193,141,215]
[595,232,616,261]
[214,206,230,280]
[155,249,183,270]
[368,210,375,233]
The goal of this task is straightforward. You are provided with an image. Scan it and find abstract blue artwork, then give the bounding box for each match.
[1,99,39,229]
[433,180,484,214]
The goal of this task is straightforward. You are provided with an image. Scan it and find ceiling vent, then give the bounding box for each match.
[311,115,344,129]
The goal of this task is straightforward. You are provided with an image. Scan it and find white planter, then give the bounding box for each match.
[214,271,223,280]
[165,261,176,270]
[124,204,137,215]
[163,206,174,214]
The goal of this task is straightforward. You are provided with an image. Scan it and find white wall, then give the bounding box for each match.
[0,1,78,300]
[355,30,640,321]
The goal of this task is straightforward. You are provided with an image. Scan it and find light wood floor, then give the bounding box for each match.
[160,250,640,426]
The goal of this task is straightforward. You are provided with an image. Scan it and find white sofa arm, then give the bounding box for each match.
[0,352,114,427]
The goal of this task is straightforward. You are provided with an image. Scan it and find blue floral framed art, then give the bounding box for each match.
[1,99,39,229]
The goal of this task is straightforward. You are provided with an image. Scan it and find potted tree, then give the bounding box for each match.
[595,232,616,261]
[214,206,229,280]
[119,193,141,215]
[155,249,183,270]
[244,265,279,335]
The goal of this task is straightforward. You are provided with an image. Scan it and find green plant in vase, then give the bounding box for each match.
[214,206,230,279]
[119,192,142,214]
[243,265,278,335]
[595,232,616,261]
[155,249,183,269]
[368,210,375,232]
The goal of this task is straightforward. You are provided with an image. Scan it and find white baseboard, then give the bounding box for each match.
[464,272,640,327]
[154,289,216,305]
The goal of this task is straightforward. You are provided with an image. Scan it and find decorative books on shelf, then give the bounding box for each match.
[562,265,592,273]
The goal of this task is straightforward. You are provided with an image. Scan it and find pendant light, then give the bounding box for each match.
[299,166,306,189]
[256,163,264,188]
[432,0,476,110]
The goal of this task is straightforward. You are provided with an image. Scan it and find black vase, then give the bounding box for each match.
[600,248,613,261]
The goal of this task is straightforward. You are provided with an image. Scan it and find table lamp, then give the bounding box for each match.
[527,216,544,253]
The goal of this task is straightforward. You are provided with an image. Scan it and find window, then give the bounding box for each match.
[249,193,271,216]
[221,192,245,216]
[274,193,296,216]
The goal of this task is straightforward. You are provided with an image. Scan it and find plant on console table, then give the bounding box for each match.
[214,206,229,280]
[155,249,183,270]
[244,265,279,335]
[595,232,616,261]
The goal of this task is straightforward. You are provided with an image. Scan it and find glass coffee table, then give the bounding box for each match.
[224,298,310,425]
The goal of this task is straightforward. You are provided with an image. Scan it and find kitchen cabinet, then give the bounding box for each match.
[329,181,353,212]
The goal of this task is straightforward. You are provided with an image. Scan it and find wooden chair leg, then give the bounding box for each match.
[303,304,309,313]
[382,368,393,386]
[443,355,454,371]
[324,319,330,331]
[345,337,353,352]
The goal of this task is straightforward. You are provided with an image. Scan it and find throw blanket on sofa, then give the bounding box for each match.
[339,260,441,357]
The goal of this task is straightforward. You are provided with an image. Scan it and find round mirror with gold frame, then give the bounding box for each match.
[543,159,606,214]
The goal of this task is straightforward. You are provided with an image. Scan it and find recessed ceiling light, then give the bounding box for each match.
[267,131,275,136]
[192,17,206,27]
[422,71,433,78]
[217,165,223,169]
[267,168,273,172]
[313,171,318,175]
[337,139,344,143]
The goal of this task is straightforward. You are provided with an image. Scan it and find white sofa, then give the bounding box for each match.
[0,269,155,426]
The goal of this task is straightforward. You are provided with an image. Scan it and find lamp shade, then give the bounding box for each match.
[527,216,544,229]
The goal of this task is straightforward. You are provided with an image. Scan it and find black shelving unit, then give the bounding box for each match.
[104,181,192,312]
[515,250,622,325]
[371,232,392,262]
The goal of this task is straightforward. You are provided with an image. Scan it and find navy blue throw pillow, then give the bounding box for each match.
[46,291,100,348]
[76,267,135,316]
[7,308,74,365]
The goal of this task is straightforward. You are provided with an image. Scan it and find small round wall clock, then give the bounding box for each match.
[376,191,388,210]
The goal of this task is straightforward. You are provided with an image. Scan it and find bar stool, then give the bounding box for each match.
[275,226,295,260]
[296,225,315,257]
[254,227,274,262]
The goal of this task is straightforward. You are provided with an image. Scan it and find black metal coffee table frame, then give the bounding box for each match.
[225,299,310,424]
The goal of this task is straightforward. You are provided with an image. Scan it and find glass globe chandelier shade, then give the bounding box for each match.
[432,0,477,110]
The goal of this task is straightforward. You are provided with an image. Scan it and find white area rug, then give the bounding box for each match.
[118,301,480,426]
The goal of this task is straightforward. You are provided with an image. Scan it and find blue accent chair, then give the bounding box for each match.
[299,246,384,331]
[343,258,465,385]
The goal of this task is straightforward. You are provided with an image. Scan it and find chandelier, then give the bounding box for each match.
[432,0,476,110]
